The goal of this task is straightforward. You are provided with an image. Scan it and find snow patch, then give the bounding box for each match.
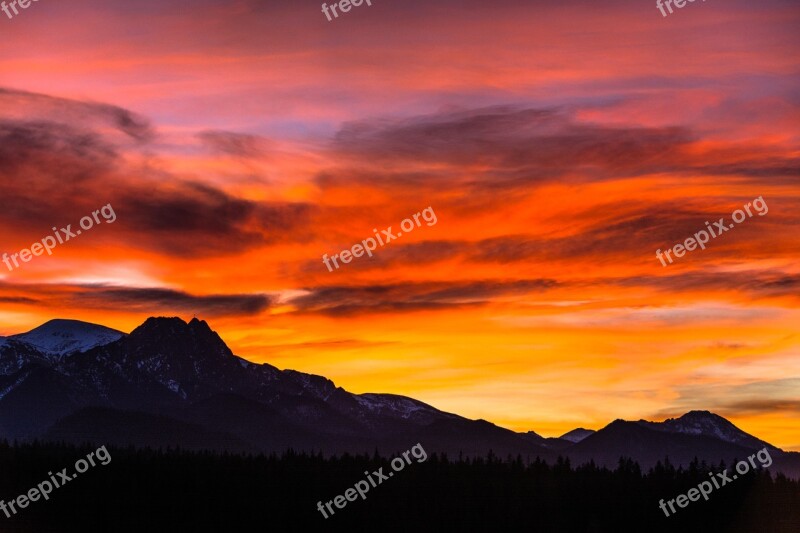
[0,372,29,401]
[356,393,440,419]
[11,319,124,357]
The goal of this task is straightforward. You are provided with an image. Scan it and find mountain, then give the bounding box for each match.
[569,419,751,469]
[8,319,124,358]
[0,317,548,458]
[0,316,797,478]
[560,428,595,443]
[638,410,776,451]
[566,417,800,478]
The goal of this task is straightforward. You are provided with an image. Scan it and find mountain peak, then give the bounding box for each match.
[10,318,124,357]
[659,410,732,428]
[134,316,188,331]
[560,428,595,443]
[127,316,233,360]
[188,317,214,332]
[131,317,214,338]
[641,411,775,451]
[679,410,723,420]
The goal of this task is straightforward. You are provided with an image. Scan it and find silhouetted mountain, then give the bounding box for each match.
[560,427,595,443]
[0,317,547,458]
[0,316,797,478]
[518,429,547,445]
[565,418,800,477]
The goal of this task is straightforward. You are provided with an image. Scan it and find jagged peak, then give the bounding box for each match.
[126,316,232,358]
[130,316,214,336]
[133,316,188,331]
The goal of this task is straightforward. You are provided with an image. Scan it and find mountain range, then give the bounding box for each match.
[1,316,797,478]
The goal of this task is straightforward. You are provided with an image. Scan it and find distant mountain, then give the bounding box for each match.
[566,417,800,478]
[638,410,776,451]
[560,428,595,443]
[569,419,748,469]
[9,319,124,358]
[518,429,546,445]
[0,316,797,478]
[517,430,576,451]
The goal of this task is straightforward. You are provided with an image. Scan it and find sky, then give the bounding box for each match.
[0,0,798,449]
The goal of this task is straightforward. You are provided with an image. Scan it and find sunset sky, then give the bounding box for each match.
[1,0,798,449]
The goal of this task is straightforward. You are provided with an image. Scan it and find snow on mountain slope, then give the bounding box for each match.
[639,411,776,451]
[354,393,458,425]
[11,319,124,357]
[560,428,595,443]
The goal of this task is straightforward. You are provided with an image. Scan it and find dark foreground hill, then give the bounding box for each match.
[0,442,797,533]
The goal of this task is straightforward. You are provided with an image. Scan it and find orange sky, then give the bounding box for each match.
[1,0,799,449]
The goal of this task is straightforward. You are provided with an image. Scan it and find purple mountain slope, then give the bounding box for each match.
[560,428,595,443]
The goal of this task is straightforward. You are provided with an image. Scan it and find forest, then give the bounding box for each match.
[0,441,797,532]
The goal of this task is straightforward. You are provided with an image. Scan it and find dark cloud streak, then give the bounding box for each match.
[290,279,557,315]
[71,286,272,316]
